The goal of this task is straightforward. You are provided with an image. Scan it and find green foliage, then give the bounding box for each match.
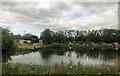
[15,44,45,55]
[21,33,39,43]
[57,64,118,74]
[21,33,38,40]
[40,29,54,44]
[18,43,44,50]
[2,62,118,74]
[40,29,119,44]
[42,43,67,49]
[53,31,67,43]
[2,27,16,61]
[2,62,48,74]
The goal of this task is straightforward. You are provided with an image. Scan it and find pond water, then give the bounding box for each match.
[10,48,117,66]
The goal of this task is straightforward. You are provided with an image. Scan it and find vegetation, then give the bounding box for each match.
[2,27,16,61]
[40,29,55,44]
[13,43,45,55]
[2,62,48,74]
[2,62,118,74]
[1,27,120,74]
[73,43,114,50]
[21,33,39,43]
[40,28,120,44]
[15,33,39,43]
[42,43,67,49]
[17,43,44,50]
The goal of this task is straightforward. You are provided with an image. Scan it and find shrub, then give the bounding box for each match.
[2,27,16,61]
[42,43,67,49]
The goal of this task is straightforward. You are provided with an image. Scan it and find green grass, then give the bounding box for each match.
[2,62,119,74]
[13,43,45,55]
[17,43,45,49]
[2,62,48,74]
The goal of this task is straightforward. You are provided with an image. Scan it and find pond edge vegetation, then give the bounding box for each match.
[1,27,120,74]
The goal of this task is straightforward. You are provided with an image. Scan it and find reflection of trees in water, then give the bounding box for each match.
[75,48,117,60]
[39,48,117,61]
[39,50,51,59]
[39,49,67,59]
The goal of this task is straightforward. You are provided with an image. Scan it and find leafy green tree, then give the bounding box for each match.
[2,27,16,61]
[21,33,39,43]
[14,34,21,43]
[21,33,37,40]
[40,28,118,44]
[40,29,54,44]
[53,31,67,43]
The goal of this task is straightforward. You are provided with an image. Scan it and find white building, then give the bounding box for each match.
[19,39,31,44]
[39,40,43,44]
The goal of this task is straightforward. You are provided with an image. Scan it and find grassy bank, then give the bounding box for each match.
[2,62,118,74]
[14,43,45,55]
[41,42,115,50]
[42,43,67,50]
[14,43,117,55]
[73,43,114,49]
[17,43,45,49]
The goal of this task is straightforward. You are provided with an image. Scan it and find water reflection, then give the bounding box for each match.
[11,48,117,66]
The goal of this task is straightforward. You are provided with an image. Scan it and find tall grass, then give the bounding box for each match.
[2,62,118,74]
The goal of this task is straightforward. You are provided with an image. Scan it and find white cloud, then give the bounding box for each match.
[0,1,118,36]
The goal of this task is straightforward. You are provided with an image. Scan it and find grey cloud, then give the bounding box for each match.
[72,2,117,14]
[0,1,118,34]
[2,2,71,22]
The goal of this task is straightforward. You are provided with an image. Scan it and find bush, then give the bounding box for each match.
[2,27,16,61]
[42,43,67,49]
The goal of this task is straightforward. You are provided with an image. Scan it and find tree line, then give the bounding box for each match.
[1,27,120,61]
[40,28,120,44]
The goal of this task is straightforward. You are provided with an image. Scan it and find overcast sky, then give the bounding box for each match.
[0,0,119,37]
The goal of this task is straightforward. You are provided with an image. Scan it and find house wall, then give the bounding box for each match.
[39,40,43,44]
[20,39,31,44]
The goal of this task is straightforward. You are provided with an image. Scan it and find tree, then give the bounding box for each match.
[21,33,39,43]
[53,31,67,43]
[2,27,16,61]
[40,29,54,44]
[21,33,36,40]
[14,34,21,43]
